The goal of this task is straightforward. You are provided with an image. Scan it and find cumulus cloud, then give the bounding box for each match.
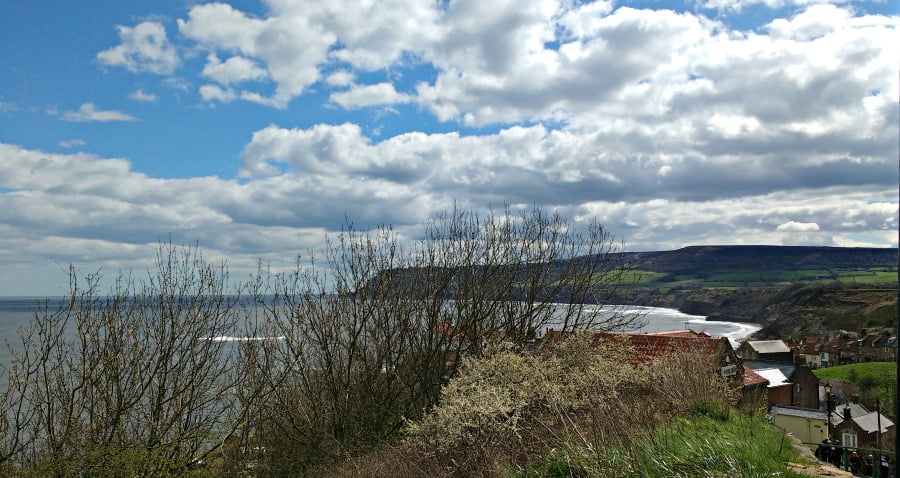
[60,103,136,122]
[776,221,821,231]
[1,139,896,294]
[201,54,268,85]
[6,1,899,294]
[178,2,334,107]
[325,70,356,87]
[238,122,898,207]
[97,21,180,74]
[330,83,413,109]
[199,84,237,104]
[702,0,851,14]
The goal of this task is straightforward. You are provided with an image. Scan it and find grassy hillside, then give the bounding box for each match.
[509,411,807,478]
[619,246,897,290]
[813,362,897,412]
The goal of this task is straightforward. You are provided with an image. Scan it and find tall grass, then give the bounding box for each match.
[508,411,807,478]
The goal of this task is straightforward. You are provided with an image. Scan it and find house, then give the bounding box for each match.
[737,340,794,363]
[883,337,898,362]
[833,411,895,451]
[831,402,870,425]
[754,367,793,408]
[741,366,769,408]
[743,360,820,409]
[856,333,896,363]
[770,405,829,447]
[795,341,822,368]
[540,329,743,389]
[647,329,713,339]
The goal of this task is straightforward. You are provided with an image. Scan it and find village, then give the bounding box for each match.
[533,326,898,477]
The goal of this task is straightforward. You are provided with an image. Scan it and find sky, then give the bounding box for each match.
[0,0,898,296]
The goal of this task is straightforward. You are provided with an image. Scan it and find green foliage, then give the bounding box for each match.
[692,399,731,421]
[813,362,897,409]
[8,446,194,478]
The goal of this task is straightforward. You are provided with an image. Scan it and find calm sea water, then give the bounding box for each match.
[0,298,759,368]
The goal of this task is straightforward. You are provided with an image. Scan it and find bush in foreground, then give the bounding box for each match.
[328,332,747,477]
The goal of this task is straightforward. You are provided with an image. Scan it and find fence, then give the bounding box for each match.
[804,441,895,477]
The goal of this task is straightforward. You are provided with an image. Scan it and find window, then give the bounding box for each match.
[842,430,857,449]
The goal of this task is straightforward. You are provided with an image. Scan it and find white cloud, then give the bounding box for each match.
[97,21,180,74]
[201,54,268,85]
[1,136,897,294]
[326,70,355,87]
[61,103,136,122]
[199,84,237,103]
[178,2,334,108]
[702,0,851,14]
[776,221,821,232]
[330,83,412,109]
[129,89,158,102]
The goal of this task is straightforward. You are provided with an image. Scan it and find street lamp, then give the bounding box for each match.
[824,382,833,437]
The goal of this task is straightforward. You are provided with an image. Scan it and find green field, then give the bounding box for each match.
[509,409,807,477]
[813,362,897,411]
[622,266,897,290]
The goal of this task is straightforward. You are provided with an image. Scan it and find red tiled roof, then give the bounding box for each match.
[542,330,730,365]
[648,329,713,338]
[743,366,769,387]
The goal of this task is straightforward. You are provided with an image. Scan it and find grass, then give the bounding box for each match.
[836,270,900,285]
[813,362,897,410]
[506,409,808,478]
[620,267,897,290]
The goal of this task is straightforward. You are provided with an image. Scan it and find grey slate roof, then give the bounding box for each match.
[772,405,827,420]
[746,340,791,354]
[831,402,871,423]
[852,412,894,434]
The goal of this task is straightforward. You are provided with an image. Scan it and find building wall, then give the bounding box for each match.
[773,414,828,446]
[741,385,768,409]
[768,384,793,408]
[791,366,820,409]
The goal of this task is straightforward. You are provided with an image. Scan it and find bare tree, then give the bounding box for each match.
[1,207,636,475]
[246,205,639,472]
[1,244,264,476]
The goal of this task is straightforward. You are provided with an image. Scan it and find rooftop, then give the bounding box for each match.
[745,340,791,354]
[772,405,827,420]
[850,411,894,434]
[755,367,790,387]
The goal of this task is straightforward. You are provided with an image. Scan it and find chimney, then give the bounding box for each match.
[843,406,852,420]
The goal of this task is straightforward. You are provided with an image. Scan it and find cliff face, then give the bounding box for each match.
[624,285,897,339]
[609,245,897,339]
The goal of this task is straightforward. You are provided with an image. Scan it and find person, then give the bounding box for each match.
[828,440,841,467]
[816,439,830,461]
[849,451,861,475]
[864,455,874,476]
[880,455,890,478]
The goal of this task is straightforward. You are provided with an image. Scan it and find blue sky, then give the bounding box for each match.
[1,0,898,296]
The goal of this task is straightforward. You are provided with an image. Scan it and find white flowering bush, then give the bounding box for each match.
[407,332,641,463]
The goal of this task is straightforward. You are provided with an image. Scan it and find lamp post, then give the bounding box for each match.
[824,381,833,438]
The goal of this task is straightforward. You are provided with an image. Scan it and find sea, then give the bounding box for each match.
[0,297,760,368]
